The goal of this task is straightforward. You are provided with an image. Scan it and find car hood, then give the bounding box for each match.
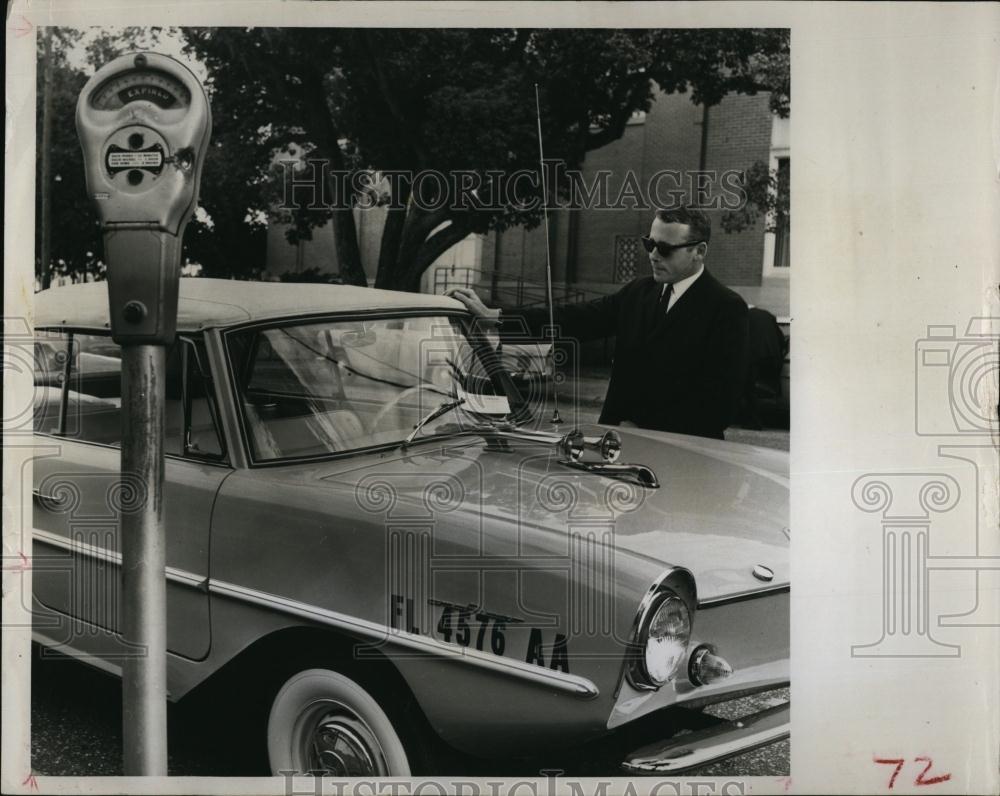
[590,426,789,599]
[301,425,789,603]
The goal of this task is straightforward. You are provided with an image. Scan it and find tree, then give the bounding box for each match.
[36,28,101,287]
[36,27,269,285]
[183,28,790,291]
[720,157,791,235]
[38,27,789,288]
[85,28,272,279]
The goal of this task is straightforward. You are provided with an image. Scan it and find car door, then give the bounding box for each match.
[32,330,231,661]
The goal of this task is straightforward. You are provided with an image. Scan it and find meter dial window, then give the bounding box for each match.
[91,69,191,111]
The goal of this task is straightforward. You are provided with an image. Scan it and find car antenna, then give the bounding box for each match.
[535,83,562,425]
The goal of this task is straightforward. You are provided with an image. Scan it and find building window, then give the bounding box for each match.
[614,235,641,282]
[762,109,790,281]
[773,157,790,269]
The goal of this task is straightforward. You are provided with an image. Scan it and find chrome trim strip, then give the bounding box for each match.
[32,629,179,700]
[675,679,790,710]
[31,528,206,589]
[32,630,124,678]
[32,431,234,468]
[621,701,790,773]
[558,459,660,489]
[697,584,790,608]
[32,529,598,697]
[209,579,599,699]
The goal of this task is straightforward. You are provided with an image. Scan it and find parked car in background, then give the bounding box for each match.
[738,309,790,430]
[31,278,789,776]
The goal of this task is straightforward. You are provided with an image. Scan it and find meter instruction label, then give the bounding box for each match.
[106,145,164,174]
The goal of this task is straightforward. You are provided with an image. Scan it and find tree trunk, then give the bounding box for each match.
[374,205,405,289]
[300,68,368,287]
[390,204,450,290]
[398,218,473,293]
[374,178,411,288]
[329,207,367,286]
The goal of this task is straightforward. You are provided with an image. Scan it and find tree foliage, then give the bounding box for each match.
[36,27,267,286]
[36,28,100,285]
[38,27,789,289]
[182,27,790,290]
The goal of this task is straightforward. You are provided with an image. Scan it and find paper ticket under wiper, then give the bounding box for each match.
[457,386,511,415]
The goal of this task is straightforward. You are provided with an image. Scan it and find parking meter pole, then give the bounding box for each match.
[76,52,211,775]
[120,344,168,776]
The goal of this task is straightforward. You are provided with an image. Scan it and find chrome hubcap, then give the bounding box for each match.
[298,704,389,776]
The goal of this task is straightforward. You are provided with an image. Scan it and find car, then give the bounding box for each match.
[30,278,789,776]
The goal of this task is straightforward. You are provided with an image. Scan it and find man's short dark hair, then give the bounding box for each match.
[654,207,712,244]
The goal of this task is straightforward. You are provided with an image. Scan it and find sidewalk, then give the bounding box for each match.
[567,367,613,409]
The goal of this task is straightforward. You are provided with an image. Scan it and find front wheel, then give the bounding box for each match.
[267,668,411,776]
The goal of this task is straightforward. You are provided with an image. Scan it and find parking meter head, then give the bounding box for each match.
[75,52,212,235]
[75,52,212,345]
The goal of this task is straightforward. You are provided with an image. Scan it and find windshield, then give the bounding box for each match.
[226,315,524,461]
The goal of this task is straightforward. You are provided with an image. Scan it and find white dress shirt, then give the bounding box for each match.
[661,263,704,313]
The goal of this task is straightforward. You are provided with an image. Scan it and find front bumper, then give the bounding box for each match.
[621,699,789,774]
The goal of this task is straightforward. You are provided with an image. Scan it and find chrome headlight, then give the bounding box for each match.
[628,590,692,690]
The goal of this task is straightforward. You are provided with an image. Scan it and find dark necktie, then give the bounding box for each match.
[658,283,674,315]
[649,283,673,333]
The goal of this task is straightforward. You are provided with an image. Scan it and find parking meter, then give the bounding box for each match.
[76,52,211,344]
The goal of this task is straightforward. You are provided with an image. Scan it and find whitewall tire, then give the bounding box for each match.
[267,668,411,776]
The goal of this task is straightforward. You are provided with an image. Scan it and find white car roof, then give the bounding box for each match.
[34,278,465,332]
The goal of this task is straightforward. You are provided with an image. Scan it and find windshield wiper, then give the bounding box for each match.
[402,398,467,448]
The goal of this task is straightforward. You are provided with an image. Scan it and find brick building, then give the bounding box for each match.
[267,87,790,320]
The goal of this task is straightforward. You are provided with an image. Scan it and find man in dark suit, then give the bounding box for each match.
[449,207,749,440]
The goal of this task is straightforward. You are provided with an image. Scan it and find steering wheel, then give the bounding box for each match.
[367,383,453,436]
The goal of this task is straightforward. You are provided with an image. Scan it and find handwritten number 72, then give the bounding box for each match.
[875,757,952,789]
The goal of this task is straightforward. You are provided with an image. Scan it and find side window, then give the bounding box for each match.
[33,333,78,435]
[34,331,225,461]
[32,332,124,444]
[164,338,225,459]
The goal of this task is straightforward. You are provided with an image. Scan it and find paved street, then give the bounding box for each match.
[31,647,787,777]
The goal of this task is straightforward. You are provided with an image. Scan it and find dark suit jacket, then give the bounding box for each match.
[499,270,749,439]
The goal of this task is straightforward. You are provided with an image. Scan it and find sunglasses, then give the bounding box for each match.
[640,236,706,257]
